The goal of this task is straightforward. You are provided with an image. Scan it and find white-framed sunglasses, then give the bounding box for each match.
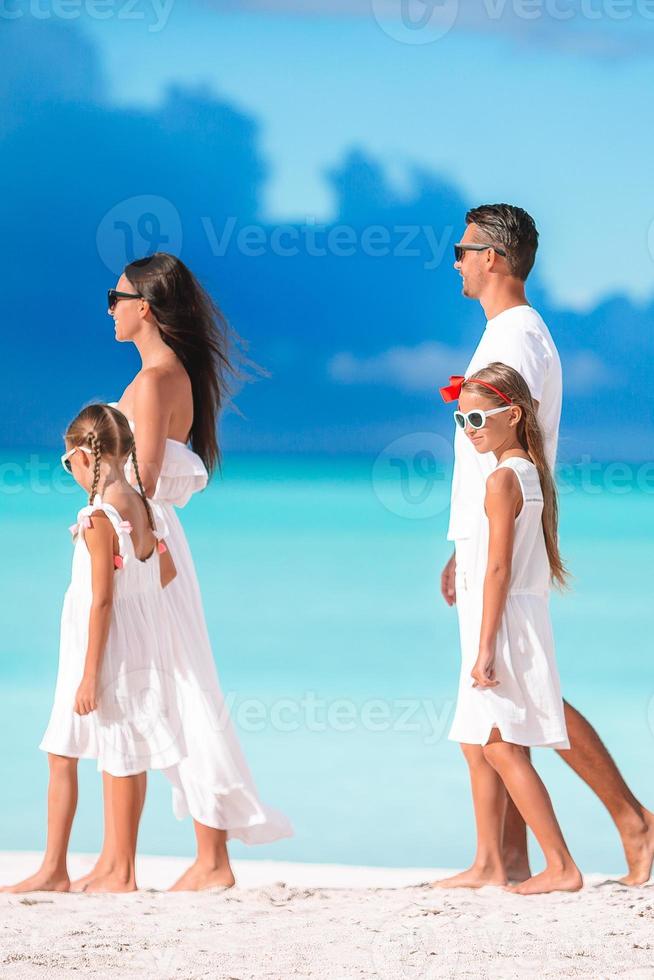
[454,405,512,430]
[61,445,92,473]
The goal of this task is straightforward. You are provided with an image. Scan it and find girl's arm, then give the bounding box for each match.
[130,370,173,498]
[471,468,522,689]
[159,547,177,589]
[74,513,115,716]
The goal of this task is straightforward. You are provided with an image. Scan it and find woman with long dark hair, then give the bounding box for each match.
[75,253,292,892]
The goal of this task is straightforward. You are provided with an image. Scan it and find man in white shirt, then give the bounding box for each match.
[442,203,653,885]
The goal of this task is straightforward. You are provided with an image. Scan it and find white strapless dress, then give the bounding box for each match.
[115,409,292,844]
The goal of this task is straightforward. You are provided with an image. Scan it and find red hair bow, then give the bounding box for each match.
[439,375,466,403]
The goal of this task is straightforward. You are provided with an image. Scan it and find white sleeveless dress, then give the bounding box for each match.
[448,456,569,749]
[116,410,293,844]
[40,495,187,776]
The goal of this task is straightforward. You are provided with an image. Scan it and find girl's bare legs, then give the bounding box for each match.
[169,822,236,892]
[483,731,583,895]
[433,743,508,888]
[85,772,145,893]
[1,754,78,893]
[71,772,146,891]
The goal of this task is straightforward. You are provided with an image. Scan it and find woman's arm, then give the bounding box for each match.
[130,370,173,498]
[471,468,522,689]
[74,513,115,715]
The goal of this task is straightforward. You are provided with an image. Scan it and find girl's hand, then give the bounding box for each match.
[471,649,499,688]
[74,675,98,715]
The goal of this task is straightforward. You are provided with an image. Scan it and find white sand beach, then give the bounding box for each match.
[1,853,653,979]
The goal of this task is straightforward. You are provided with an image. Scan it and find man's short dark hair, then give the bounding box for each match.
[465,204,538,281]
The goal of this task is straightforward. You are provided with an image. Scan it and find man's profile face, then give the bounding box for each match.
[453,223,486,300]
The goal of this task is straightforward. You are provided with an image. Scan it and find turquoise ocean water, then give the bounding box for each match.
[0,450,652,874]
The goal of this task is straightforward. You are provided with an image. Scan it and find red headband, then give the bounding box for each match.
[439,375,513,405]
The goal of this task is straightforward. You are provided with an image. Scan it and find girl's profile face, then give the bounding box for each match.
[457,391,520,455]
[110,273,144,344]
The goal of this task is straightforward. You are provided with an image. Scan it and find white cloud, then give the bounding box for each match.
[328,343,617,396]
[327,341,468,394]
[562,350,615,393]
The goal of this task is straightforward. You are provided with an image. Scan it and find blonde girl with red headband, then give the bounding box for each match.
[435,362,582,896]
[2,404,181,894]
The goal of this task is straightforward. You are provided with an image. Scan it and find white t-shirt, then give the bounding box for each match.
[447,305,562,542]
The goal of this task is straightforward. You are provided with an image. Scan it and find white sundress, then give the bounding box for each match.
[448,456,569,750]
[116,409,293,845]
[40,495,187,777]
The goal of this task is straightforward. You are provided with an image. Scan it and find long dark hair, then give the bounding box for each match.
[464,362,568,589]
[124,253,241,474]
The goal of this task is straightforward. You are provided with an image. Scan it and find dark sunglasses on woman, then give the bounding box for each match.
[107,289,142,312]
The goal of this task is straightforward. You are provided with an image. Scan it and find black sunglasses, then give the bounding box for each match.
[453,243,507,263]
[107,289,142,311]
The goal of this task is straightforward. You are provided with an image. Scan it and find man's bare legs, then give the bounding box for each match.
[484,731,582,895]
[169,822,236,892]
[85,772,145,893]
[501,701,654,885]
[1,754,78,893]
[71,772,147,891]
[433,743,508,888]
[559,702,654,884]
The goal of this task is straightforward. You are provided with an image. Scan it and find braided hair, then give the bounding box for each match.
[65,404,155,530]
[129,443,155,531]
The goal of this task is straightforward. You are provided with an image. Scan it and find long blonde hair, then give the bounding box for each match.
[464,362,568,589]
[65,403,155,531]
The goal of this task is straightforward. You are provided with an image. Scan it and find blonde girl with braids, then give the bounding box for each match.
[435,362,582,896]
[2,404,181,895]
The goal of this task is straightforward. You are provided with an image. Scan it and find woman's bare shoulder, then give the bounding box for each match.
[131,363,188,402]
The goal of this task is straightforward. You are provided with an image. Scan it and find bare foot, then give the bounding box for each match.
[619,809,654,886]
[70,861,114,893]
[508,866,583,895]
[432,864,507,889]
[84,872,137,894]
[168,860,236,892]
[0,867,70,894]
[503,850,532,885]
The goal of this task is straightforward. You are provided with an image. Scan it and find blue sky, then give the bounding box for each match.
[3,4,653,453]
[77,1,654,310]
